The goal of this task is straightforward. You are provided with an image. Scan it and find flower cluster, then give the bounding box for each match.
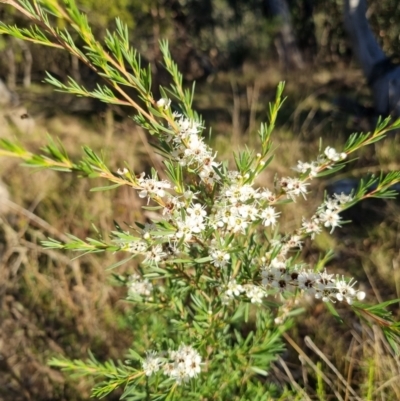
[307,192,353,234]
[209,179,282,235]
[221,279,266,304]
[279,177,309,200]
[137,173,172,202]
[127,274,153,299]
[174,203,208,242]
[209,246,230,268]
[127,240,168,266]
[324,146,347,162]
[164,111,220,185]
[129,122,353,250]
[123,115,364,306]
[294,146,347,178]
[142,344,202,384]
[156,97,171,110]
[261,266,365,304]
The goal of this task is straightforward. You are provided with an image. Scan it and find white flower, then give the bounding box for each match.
[164,344,202,384]
[224,184,255,203]
[324,198,340,211]
[324,147,347,162]
[187,203,207,221]
[237,185,257,202]
[128,240,148,254]
[142,351,161,376]
[312,270,337,302]
[324,146,340,161]
[319,208,342,233]
[175,220,194,242]
[225,279,244,298]
[315,289,337,303]
[199,165,219,184]
[261,264,366,305]
[259,188,277,202]
[216,206,236,226]
[301,217,322,239]
[137,176,171,200]
[210,248,230,268]
[262,265,291,292]
[184,135,208,159]
[285,234,303,250]
[334,276,365,304]
[280,177,309,200]
[143,244,167,265]
[227,170,241,182]
[156,97,171,109]
[333,192,353,204]
[261,206,280,227]
[186,215,206,234]
[227,215,248,233]
[294,160,319,177]
[117,167,129,175]
[176,117,203,139]
[297,270,318,292]
[181,205,207,234]
[289,178,309,199]
[244,284,265,303]
[162,196,184,216]
[127,274,153,298]
[237,204,258,221]
[171,146,187,166]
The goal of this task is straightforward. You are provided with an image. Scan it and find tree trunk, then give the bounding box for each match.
[5,45,16,91]
[17,39,32,88]
[265,0,304,70]
[0,78,13,105]
[344,0,400,117]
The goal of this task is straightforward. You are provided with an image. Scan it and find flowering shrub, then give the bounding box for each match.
[0,1,399,399]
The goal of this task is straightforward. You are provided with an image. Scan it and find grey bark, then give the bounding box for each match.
[5,46,16,91]
[71,55,81,83]
[18,39,32,88]
[0,79,14,105]
[4,38,32,89]
[344,0,400,116]
[265,0,304,70]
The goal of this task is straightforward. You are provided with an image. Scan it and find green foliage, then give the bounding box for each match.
[353,299,400,355]
[49,351,138,398]
[0,1,399,400]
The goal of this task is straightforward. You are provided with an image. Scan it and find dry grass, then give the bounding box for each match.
[0,61,399,400]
